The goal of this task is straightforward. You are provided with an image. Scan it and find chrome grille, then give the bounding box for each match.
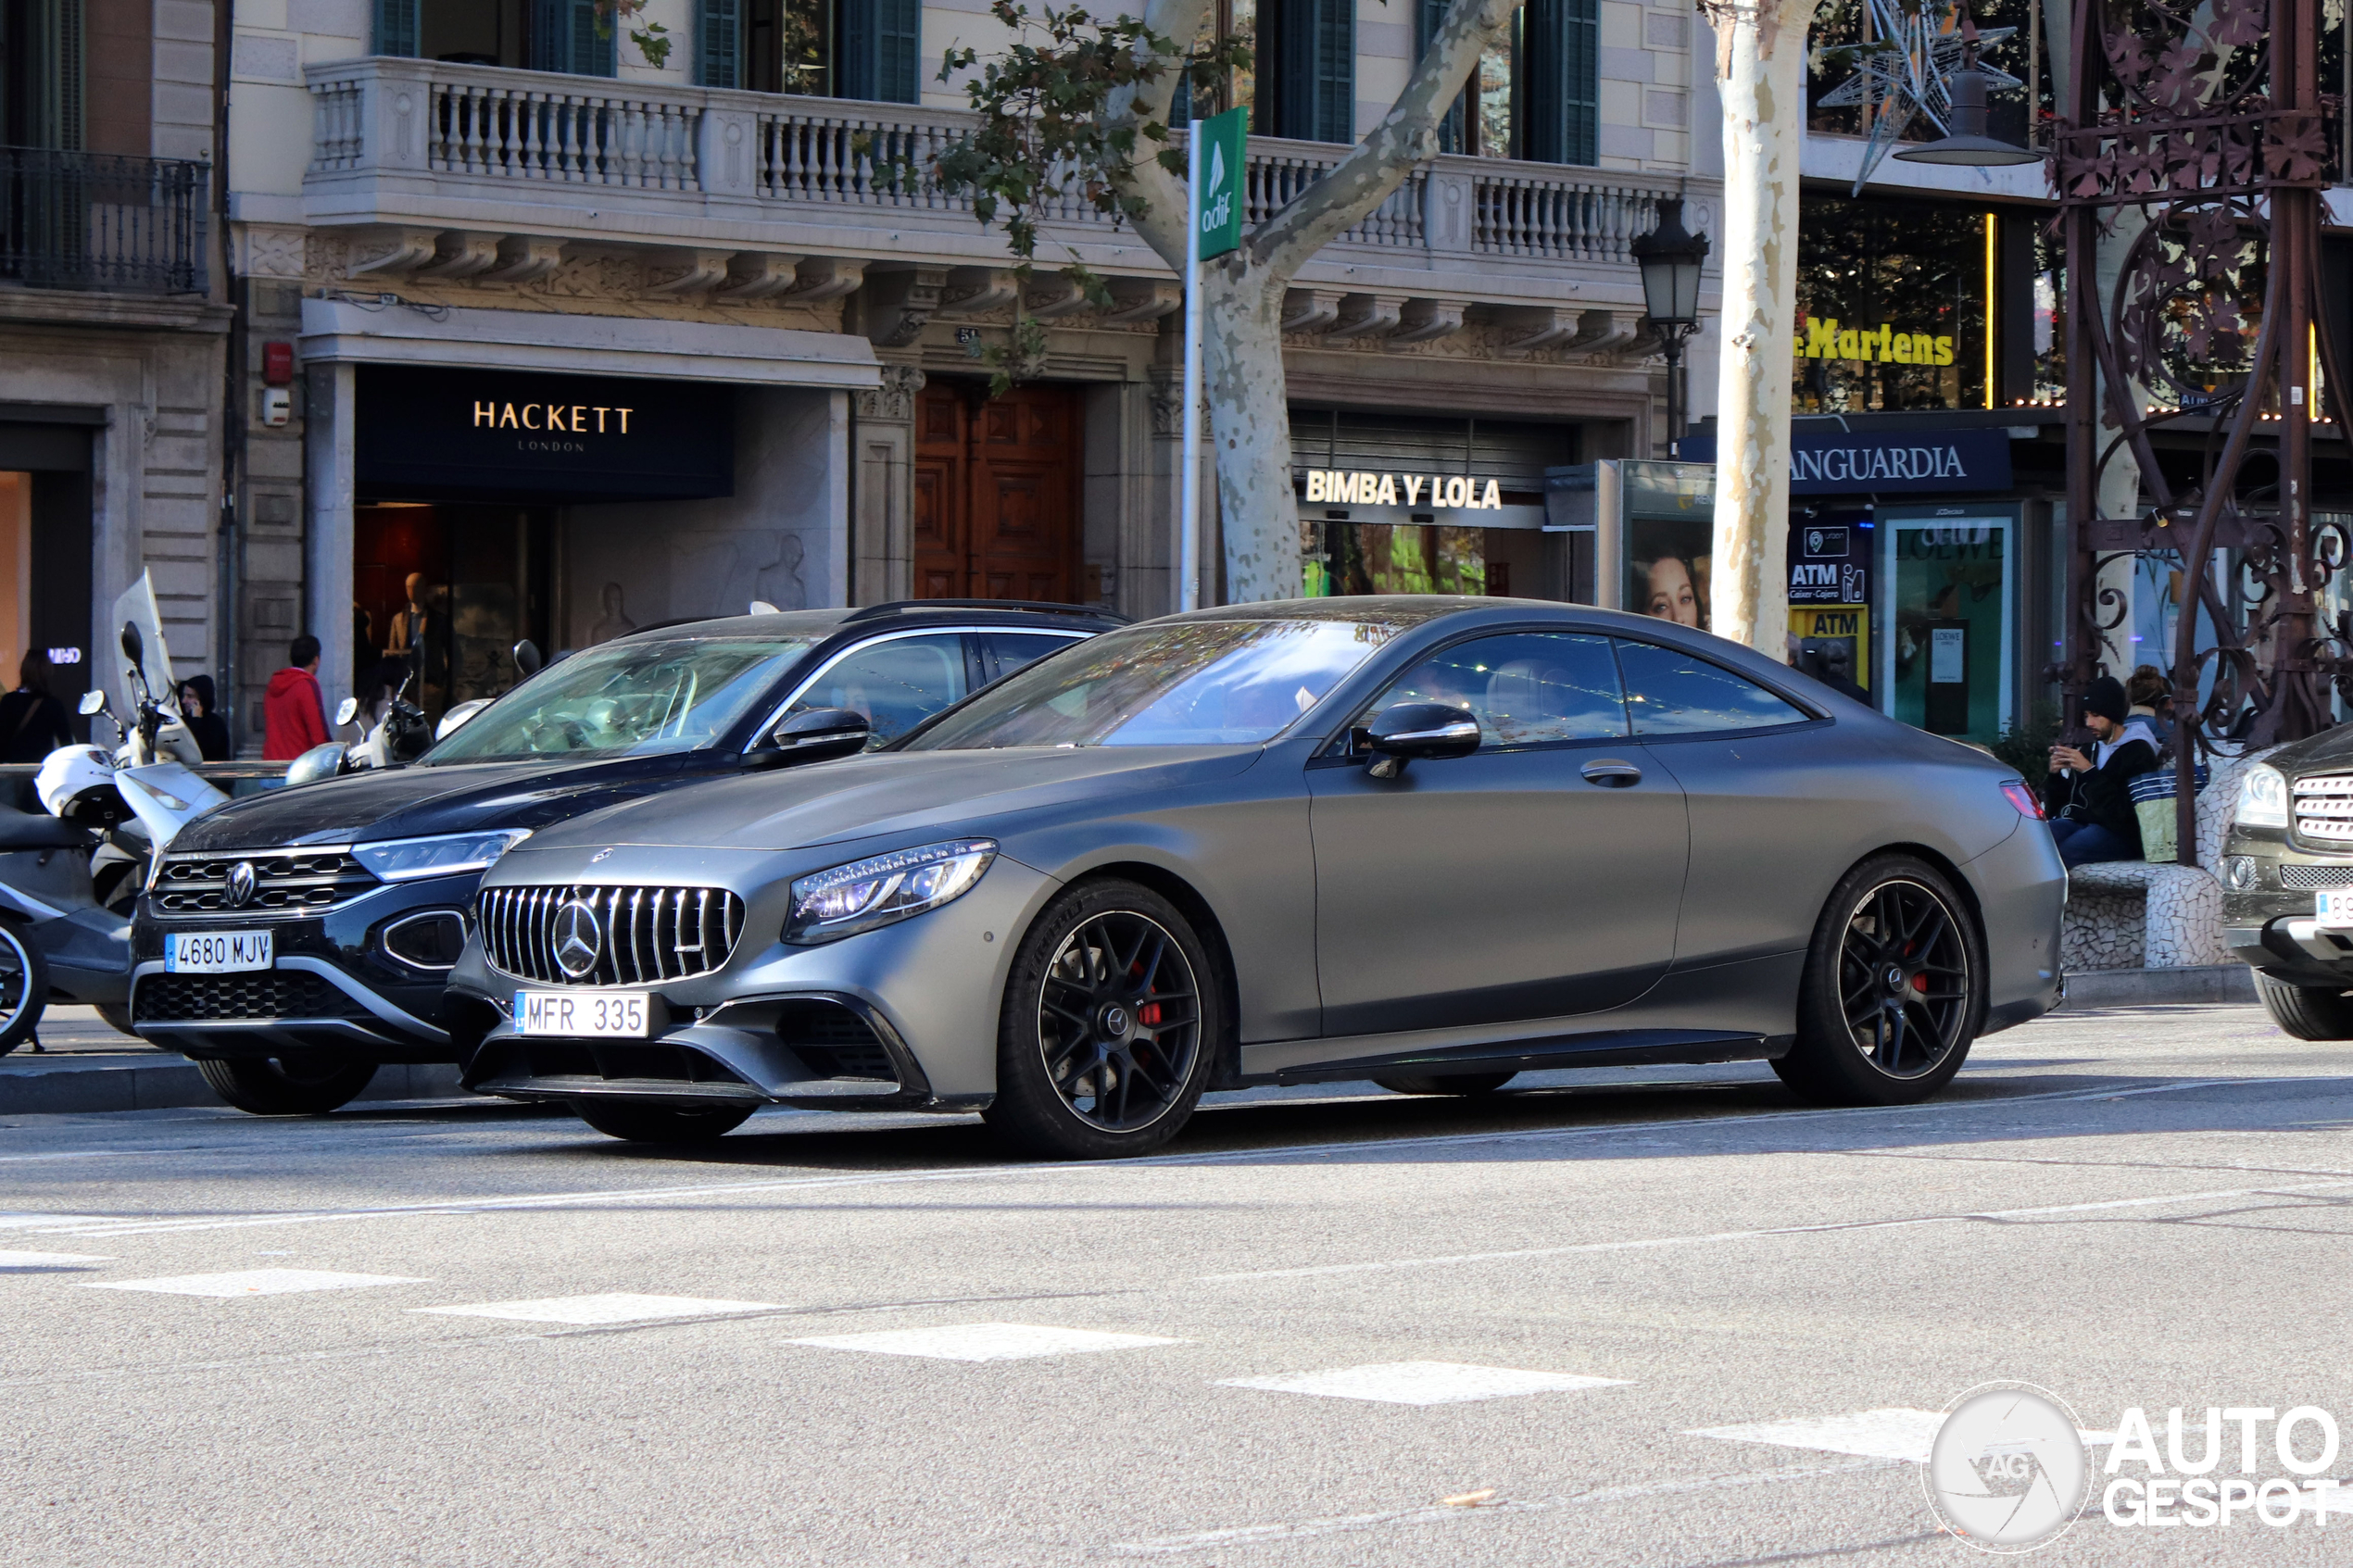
[2279,862,2353,890]
[2294,775,2353,842]
[477,884,746,985]
[152,849,378,913]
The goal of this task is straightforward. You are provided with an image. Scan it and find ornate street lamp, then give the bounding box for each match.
[1631,195,1709,454]
[1895,17,2039,167]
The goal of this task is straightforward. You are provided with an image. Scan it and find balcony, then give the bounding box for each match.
[297,57,1712,356]
[0,147,209,295]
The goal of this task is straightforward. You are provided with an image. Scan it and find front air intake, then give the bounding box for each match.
[477,884,746,985]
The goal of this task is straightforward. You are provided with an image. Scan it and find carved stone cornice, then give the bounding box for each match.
[855,365,928,421]
[862,268,947,348]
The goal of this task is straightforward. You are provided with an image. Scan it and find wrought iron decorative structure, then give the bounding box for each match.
[2055,0,2343,862]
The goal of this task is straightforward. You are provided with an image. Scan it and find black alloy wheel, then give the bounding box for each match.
[573,1100,754,1143]
[0,921,47,1056]
[986,880,1221,1159]
[1775,856,1982,1107]
[195,1054,380,1115]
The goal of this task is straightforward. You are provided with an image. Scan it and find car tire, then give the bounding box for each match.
[572,1100,755,1143]
[195,1055,379,1115]
[0,921,46,1057]
[984,878,1223,1160]
[1772,855,1985,1108]
[2253,972,2353,1040]
[94,1003,137,1037]
[1372,1072,1517,1096]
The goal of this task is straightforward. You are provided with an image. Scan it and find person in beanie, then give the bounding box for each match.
[2043,674,2160,867]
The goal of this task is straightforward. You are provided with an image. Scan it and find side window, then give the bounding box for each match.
[1371,633,1628,747]
[984,633,1082,684]
[1615,640,1808,736]
[787,633,968,745]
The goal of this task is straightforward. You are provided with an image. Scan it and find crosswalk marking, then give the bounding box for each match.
[788,1323,1186,1362]
[0,1249,112,1270]
[1218,1361,1629,1406]
[1687,1409,1949,1463]
[80,1269,423,1298]
[412,1293,781,1325]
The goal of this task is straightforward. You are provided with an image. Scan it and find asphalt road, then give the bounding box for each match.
[2,1001,2348,1566]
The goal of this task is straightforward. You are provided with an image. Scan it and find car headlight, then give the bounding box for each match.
[353,828,532,882]
[784,838,996,946]
[2237,764,2289,831]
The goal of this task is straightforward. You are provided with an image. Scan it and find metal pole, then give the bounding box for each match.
[1178,122,1205,613]
[1663,330,1684,456]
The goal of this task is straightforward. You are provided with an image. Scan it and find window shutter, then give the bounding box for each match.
[374,0,419,57]
[532,0,617,76]
[1416,0,1466,155]
[1277,0,1353,144]
[1524,0,1597,165]
[840,0,921,103]
[699,0,742,86]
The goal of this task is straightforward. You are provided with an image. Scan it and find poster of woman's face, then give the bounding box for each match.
[1629,518,1712,631]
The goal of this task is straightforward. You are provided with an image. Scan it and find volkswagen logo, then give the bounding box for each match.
[223,860,258,909]
[552,898,604,979]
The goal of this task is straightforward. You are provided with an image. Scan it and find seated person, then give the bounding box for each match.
[2043,674,2161,868]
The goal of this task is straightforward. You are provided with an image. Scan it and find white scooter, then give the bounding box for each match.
[283,640,540,786]
[0,620,232,1050]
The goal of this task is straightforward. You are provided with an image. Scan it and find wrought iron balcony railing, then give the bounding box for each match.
[0,146,209,295]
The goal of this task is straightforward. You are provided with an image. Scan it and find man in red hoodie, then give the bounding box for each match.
[262,634,329,760]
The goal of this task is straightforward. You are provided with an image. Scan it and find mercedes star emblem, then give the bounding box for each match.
[552,898,604,979]
[223,860,258,909]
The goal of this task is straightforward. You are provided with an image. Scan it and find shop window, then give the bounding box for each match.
[1616,641,1806,736]
[1806,0,2036,148]
[1375,632,1629,746]
[1793,192,1994,414]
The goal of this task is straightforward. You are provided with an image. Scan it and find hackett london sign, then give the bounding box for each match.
[356,365,733,502]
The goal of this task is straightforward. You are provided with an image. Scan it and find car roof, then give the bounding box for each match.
[610,601,1125,644]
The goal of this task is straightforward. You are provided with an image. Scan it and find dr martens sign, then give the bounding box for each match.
[355,366,733,502]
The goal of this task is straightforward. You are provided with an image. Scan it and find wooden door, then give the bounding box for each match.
[912,382,1080,601]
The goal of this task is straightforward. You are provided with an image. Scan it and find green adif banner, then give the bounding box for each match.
[1194,108,1245,261]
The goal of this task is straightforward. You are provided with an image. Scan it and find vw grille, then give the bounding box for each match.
[479,885,746,985]
[152,850,378,913]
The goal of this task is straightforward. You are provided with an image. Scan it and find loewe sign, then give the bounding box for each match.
[357,366,732,502]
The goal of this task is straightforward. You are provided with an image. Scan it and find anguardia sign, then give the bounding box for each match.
[1678,428,2010,496]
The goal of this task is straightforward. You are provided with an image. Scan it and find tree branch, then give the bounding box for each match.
[1101,0,1211,270]
[1251,0,1519,280]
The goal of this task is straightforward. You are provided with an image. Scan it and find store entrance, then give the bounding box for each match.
[354,503,552,727]
[912,382,1081,602]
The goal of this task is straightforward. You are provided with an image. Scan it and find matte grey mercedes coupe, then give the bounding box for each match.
[444,597,2066,1158]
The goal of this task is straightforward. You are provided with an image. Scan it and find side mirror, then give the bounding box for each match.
[78,689,107,716]
[511,640,542,678]
[755,707,871,766]
[284,741,351,788]
[434,696,492,741]
[1362,702,1480,779]
[120,621,144,668]
[334,696,361,729]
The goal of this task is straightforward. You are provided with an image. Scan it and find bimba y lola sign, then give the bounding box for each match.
[1794,317,1957,367]
[1302,470,1507,510]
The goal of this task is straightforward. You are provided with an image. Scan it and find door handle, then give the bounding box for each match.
[1580,759,1642,787]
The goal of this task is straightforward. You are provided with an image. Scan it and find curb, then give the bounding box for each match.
[0,1059,469,1115]
[2061,964,2257,1008]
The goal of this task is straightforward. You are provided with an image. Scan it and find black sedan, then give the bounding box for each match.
[131,602,1119,1113]
[447,597,2066,1158]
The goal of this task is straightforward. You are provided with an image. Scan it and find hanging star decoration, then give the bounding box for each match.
[1816,0,2024,193]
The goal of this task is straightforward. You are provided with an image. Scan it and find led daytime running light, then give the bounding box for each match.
[785,839,997,945]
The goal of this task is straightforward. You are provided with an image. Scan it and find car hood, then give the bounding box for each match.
[510,746,1263,859]
[171,756,697,852]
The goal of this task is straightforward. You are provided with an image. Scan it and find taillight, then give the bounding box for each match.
[2001,779,2045,820]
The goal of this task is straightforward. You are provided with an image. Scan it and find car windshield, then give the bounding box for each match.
[903,620,1396,749]
[421,637,820,764]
